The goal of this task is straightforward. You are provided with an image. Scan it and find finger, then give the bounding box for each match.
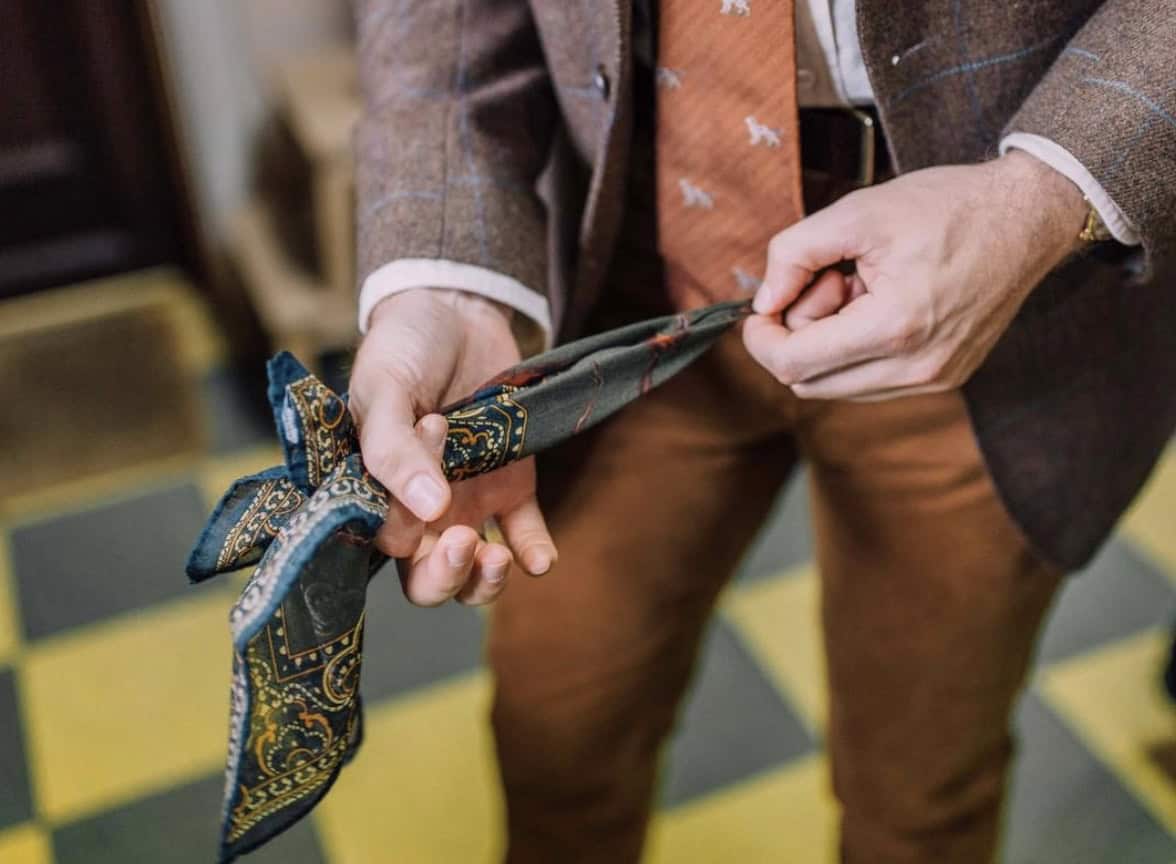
[359,389,451,522]
[790,356,943,401]
[754,198,866,315]
[848,271,869,301]
[784,268,851,330]
[374,415,447,556]
[497,496,557,575]
[375,499,424,558]
[848,384,944,403]
[399,524,479,607]
[741,313,788,377]
[455,542,512,606]
[744,294,895,385]
[416,412,449,474]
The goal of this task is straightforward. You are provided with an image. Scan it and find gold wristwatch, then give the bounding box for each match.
[1078,200,1113,244]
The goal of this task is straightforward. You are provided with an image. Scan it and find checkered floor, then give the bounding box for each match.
[1,284,1175,863]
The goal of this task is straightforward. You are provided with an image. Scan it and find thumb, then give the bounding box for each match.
[358,388,451,522]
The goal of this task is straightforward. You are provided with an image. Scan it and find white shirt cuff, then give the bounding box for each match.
[999,132,1141,246]
[358,258,553,355]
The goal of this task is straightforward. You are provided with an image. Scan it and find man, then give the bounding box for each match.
[347,1,1176,861]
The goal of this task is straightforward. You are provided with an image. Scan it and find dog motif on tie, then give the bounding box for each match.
[656,67,684,89]
[732,267,763,293]
[720,0,751,15]
[678,178,715,209]
[744,115,782,147]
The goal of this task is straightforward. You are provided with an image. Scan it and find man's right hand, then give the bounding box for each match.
[349,288,556,607]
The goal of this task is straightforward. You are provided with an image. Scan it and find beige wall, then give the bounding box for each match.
[152,0,352,243]
[242,0,352,78]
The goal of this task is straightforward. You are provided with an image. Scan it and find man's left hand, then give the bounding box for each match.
[743,150,1087,401]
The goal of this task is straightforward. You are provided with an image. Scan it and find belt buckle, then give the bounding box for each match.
[844,107,877,187]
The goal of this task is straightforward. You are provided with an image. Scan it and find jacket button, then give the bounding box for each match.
[593,65,611,100]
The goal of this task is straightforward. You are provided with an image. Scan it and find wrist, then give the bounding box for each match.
[369,287,516,332]
[993,150,1087,262]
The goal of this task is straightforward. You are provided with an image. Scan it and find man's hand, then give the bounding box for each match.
[743,150,1088,401]
[349,289,556,607]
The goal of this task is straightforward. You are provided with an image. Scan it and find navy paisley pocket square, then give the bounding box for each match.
[188,300,750,861]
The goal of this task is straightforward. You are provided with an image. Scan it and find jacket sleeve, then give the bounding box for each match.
[1002,0,1176,273]
[351,0,557,319]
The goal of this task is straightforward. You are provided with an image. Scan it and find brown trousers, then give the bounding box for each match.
[487,101,1063,861]
[488,323,1061,862]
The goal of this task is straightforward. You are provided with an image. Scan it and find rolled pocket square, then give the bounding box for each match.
[187,299,750,862]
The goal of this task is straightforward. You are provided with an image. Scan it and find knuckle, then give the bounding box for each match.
[883,315,923,355]
[790,380,817,399]
[363,445,402,487]
[767,232,789,261]
[395,524,426,555]
[833,195,868,239]
[515,523,551,547]
[457,582,502,608]
[771,358,800,386]
[910,355,943,386]
[438,573,467,600]
[886,323,914,353]
[411,576,458,608]
[380,531,418,558]
[782,308,810,331]
[742,336,773,372]
[401,575,441,607]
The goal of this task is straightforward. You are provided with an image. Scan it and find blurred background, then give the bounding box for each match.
[0,1,1173,862]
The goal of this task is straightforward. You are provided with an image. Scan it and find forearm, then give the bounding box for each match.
[351,0,557,346]
[1003,0,1176,271]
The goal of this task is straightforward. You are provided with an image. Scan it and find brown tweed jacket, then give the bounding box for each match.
[352,0,1176,570]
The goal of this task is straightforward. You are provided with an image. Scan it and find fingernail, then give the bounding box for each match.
[404,473,446,518]
[524,549,552,575]
[446,540,474,568]
[484,558,509,583]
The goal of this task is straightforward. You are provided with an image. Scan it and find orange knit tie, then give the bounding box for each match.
[656,0,804,310]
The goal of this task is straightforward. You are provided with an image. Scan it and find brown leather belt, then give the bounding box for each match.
[800,105,892,187]
[798,106,892,212]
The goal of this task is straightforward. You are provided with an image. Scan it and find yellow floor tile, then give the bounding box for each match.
[723,565,827,736]
[646,753,838,864]
[162,277,228,377]
[20,591,236,824]
[0,823,53,864]
[0,268,222,377]
[0,456,201,528]
[1121,447,1176,583]
[0,533,20,666]
[314,672,505,864]
[1039,628,1176,834]
[199,446,285,511]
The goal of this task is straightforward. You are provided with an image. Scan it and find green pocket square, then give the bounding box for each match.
[188,300,750,861]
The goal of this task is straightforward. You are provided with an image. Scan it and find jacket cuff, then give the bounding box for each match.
[999,133,1141,246]
[358,258,553,356]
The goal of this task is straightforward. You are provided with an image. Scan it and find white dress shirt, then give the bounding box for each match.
[358,0,1138,346]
